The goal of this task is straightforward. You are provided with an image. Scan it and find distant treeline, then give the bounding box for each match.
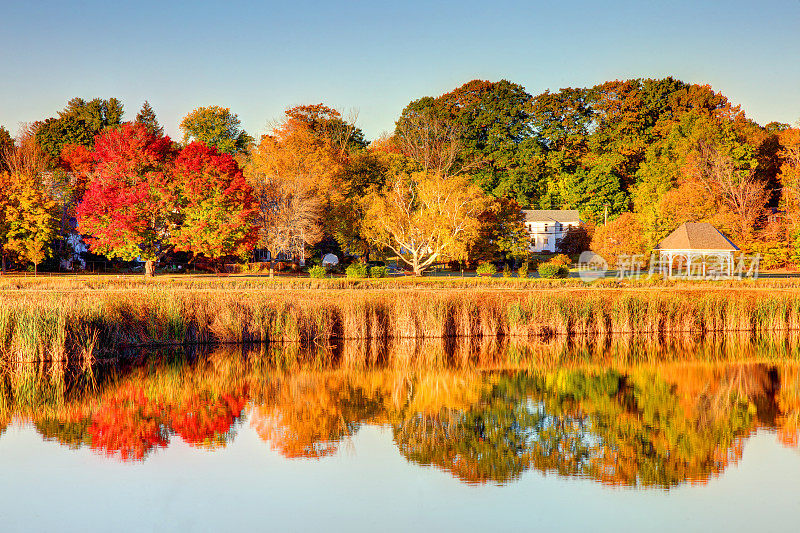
[1,77,798,273]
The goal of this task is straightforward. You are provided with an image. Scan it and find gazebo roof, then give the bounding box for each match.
[655,222,739,252]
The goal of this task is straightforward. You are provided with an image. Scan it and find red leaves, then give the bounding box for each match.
[76,124,257,263]
[88,385,168,461]
[92,123,175,177]
[76,123,177,261]
[170,142,258,259]
[170,391,248,448]
[174,141,250,203]
[86,384,249,461]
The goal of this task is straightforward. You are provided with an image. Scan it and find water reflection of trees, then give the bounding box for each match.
[1,338,799,487]
[3,349,250,461]
[392,369,759,486]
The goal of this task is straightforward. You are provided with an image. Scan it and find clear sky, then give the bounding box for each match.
[1,0,798,142]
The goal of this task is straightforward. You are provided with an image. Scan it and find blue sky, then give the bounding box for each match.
[1,0,798,141]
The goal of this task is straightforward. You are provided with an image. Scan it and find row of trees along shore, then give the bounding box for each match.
[1,77,799,276]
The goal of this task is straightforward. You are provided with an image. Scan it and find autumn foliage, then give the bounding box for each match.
[171,142,258,261]
[75,123,176,273]
[74,123,257,274]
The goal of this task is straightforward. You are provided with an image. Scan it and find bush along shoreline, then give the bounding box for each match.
[2,289,800,363]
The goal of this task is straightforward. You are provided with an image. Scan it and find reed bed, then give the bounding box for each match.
[3,273,800,293]
[0,288,800,363]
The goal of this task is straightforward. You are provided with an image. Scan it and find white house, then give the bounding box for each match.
[523,210,582,253]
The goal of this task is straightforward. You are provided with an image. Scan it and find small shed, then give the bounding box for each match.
[655,222,739,277]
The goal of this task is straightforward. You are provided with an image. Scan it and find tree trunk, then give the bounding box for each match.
[145,260,155,278]
[34,262,38,276]
[413,256,423,276]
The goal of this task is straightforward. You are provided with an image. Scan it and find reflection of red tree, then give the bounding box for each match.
[88,385,168,461]
[170,390,248,448]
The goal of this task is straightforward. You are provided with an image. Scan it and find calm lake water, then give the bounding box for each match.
[1,338,800,532]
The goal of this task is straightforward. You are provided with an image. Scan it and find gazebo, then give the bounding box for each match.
[655,222,739,278]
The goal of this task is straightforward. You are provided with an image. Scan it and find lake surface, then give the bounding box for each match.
[1,338,800,532]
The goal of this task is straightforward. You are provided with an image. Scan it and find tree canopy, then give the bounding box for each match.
[180,106,252,155]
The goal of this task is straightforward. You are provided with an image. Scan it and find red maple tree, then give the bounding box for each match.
[171,142,257,266]
[75,123,176,276]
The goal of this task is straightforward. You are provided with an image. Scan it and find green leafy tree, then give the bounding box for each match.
[396,80,545,205]
[180,106,252,155]
[562,154,629,222]
[35,97,124,161]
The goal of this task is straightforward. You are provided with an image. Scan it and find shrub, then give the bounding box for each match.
[308,265,327,279]
[345,262,369,279]
[502,264,512,278]
[538,262,569,279]
[475,262,497,276]
[550,254,572,268]
[517,262,529,278]
[369,265,387,278]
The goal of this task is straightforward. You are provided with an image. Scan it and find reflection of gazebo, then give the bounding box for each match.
[655,222,739,277]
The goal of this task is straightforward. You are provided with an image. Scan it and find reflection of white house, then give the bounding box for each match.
[523,210,582,253]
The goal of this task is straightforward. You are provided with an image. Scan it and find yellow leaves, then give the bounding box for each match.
[2,171,60,267]
[362,170,489,273]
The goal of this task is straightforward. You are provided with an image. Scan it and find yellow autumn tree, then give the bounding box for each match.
[362,110,488,275]
[363,170,488,275]
[1,171,59,275]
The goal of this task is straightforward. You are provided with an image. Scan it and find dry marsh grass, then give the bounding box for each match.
[0,287,800,363]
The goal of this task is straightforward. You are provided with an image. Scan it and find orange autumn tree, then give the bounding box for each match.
[170,142,258,267]
[245,105,357,263]
[590,211,647,265]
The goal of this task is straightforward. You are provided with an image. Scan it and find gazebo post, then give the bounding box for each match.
[687,253,692,278]
[668,252,673,278]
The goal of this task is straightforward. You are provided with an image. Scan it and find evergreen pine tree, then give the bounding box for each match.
[135,101,163,136]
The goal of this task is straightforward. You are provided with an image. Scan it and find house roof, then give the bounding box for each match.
[655,222,739,251]
[522,209,581,223]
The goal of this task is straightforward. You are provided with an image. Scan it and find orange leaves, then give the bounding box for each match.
[590,212,646,265]
[244,106,356,258]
